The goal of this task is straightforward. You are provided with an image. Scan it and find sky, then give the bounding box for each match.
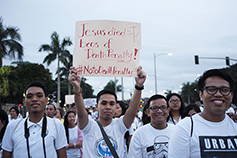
[1,0,237,100]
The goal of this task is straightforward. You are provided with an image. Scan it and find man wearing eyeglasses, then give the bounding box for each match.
[128,94,175,158]
[169,69,237,158]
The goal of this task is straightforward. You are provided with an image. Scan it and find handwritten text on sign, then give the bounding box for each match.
[73,20,141,77]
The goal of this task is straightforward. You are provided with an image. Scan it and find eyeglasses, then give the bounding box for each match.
[169,99,181,103]
[149,105,168,112]
[202,86,231,96]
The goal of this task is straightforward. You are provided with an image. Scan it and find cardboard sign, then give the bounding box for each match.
[73,20,141,77]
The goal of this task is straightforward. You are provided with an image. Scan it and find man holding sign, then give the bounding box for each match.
[68,66,146,158]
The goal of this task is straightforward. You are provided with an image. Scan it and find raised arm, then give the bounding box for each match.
[123,66,146,128]
[68,66,88,129]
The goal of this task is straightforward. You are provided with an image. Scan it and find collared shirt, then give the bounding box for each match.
[2,116,67,158]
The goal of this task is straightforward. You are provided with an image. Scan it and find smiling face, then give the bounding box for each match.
[96,94,116,121]
[23,86,48,115]
[9,109,17,119]
[147,98,170,129]
[67,112,76,126]
[200,76,233,117]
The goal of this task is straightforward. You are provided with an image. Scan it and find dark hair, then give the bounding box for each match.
[96,89,117,104]
[198,69,235,93]
[9,106,19,116]
[64,111,76,143]
[184,103,201,117]
[0,108,8,140]
[147,94,168,108]
[166,93,186,124]
[57,107,64,118]
[141,103,151,125]
[117,100,127,116]
[24,80,47,97]
[71,103,75,108]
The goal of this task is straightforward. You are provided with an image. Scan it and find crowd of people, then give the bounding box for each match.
[0,66,237,158]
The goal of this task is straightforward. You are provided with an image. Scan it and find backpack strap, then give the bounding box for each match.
[190,116,193,137]
[96,120,119,158]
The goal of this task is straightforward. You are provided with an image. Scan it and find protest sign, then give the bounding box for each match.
[73,20,141,77]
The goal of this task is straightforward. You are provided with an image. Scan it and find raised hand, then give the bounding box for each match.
[68,67,81,90]
[135,66,146,87]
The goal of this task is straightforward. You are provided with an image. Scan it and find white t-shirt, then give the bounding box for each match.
[128,123,175,158]
[81,116,128,158]
[168,114,237,158]
[0,140,2,158]
[66,126,82,158]
[2,117,67,158]
[167,115,181,125]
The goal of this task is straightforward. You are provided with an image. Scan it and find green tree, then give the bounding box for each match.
[39,31,72,106]
[80,77,95,98]
[180,81,199,104]
[0,17,23,67]
[104,79,122,92]
[223,63,237,105]
[0,63,55,104]
[164,89,172,96]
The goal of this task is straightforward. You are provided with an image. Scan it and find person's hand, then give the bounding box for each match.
[68,67,81,90]
[135,66,146,87]
[227,112,237,123]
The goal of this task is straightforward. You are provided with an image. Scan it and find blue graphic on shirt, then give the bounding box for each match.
[95,137,118,158]
[46,129,49,136]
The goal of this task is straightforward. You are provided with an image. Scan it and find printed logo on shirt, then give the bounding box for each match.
[146,135,169,158]
[199,136,237,158]
[46,128,49,136]
[95,136,118,158]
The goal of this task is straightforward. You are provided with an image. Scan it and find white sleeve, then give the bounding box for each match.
[168,117,191,158]
[2,122,14,152]
[54,119,67,150]
[128,130,143,158]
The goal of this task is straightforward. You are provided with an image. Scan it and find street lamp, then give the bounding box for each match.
[154,53,172,94]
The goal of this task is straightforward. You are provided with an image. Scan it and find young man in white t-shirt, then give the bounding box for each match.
[128,94,175,158]
[68,66,146,158]
[2,81,67,158]
[168,69,237,158]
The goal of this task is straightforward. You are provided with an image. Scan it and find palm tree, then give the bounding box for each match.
[39,31,72,107]
[58,53,72,94]
[0,17,23,67]
[104,79,122,92]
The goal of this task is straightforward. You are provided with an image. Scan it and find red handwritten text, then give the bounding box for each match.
[76,65,134,77]
[79,23,126,37]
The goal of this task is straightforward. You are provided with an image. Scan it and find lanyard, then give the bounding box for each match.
[24,115,47,158]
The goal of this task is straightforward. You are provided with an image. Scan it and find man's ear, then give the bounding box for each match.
[45,97,48,104]
[23,98,25,105]
[146,108,151,117]
[95,104,98,110]
[199,91,203,101]
[167,107,171,114]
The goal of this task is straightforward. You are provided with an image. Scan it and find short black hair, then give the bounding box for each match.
[147,94,168,108]
[198,69,235,92]
[117,100,127,116]
[184,103,201,117]
[96,89,117,104]
[71,103,75,108]
[0,108,8,139]
[24,81,47,97]
[9,106,19,115]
